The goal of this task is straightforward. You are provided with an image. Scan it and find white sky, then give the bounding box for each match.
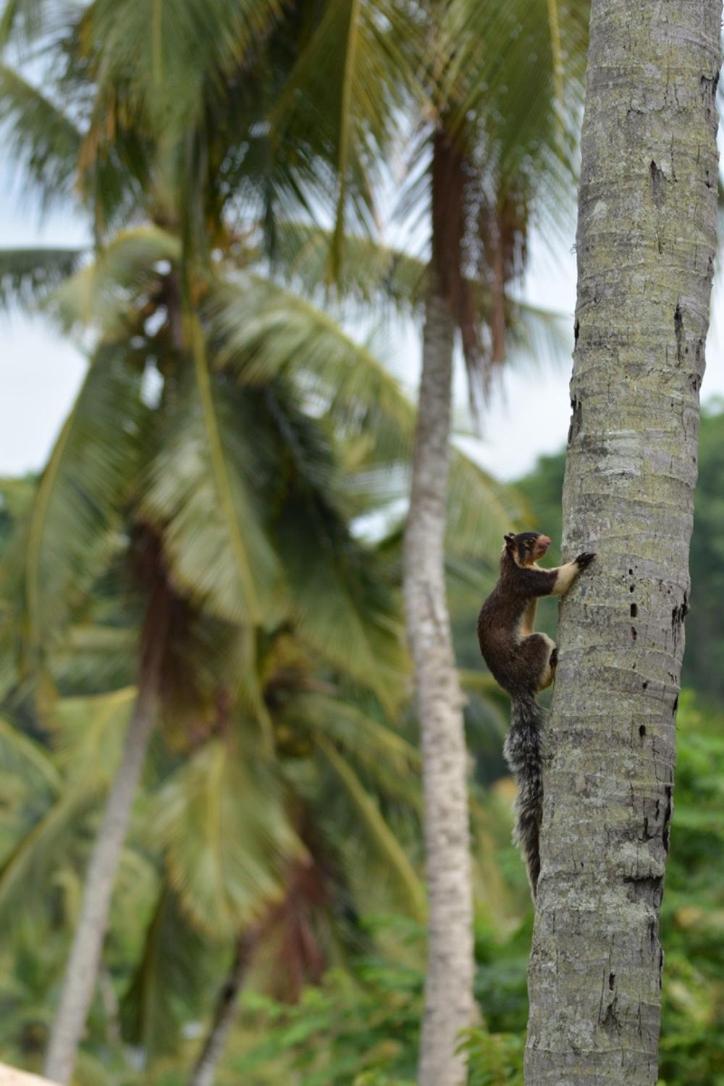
[2,188,724,483]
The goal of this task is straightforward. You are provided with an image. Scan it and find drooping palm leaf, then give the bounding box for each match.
[315,735,425,921]
[0,786,100,920]
[139,363,282,629]
[21,344,146,664]
[0,0,79,49]
[206,274,413,460]
[51,224,180,335]
[443,0,587,174]
[155,737,303,939]
[271,0,415,274]
[0,64,83,209]
[52,687,137,782]
[280,691,419,815]
[85,0,284,135]
[0,247,84,310]
[445,448,528,559]
[0,715,59,792]
[266,220,427,313]
[258,381,408,707]
[121,884,209,1059]
[245,225,570,369]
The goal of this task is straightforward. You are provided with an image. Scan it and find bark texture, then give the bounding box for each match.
[404,289,475,1086]
[188,931,258,1086]
[525,3,721,1084]
[43,686,158,1084]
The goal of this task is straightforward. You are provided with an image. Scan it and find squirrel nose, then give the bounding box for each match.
[538,535,551,547]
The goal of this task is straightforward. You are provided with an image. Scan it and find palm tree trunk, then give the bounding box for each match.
[43,684,158,1084]
[44,546,168,1085]
[188,931,259,1086]
[404,285,475,1086]
[525,2,721,1083]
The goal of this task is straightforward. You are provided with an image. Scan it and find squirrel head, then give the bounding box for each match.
[503,531,551,567]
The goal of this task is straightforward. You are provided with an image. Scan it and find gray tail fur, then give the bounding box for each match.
[503,695,545,897]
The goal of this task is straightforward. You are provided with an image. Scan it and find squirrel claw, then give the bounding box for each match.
[575,552,596,569]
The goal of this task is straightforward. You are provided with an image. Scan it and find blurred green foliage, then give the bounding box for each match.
[2,419,724,1084]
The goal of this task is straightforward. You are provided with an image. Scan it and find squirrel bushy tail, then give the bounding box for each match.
[503,694,545,897]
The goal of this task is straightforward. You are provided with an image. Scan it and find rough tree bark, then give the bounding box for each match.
[404,278,475,1084]
[525,3,721,1084]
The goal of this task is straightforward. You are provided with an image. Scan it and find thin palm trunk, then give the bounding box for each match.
[404,277,475,1083]
[525,2,721,1082]
[45,557,168,1084]
[44,686,157,1083]
[188,931,259,1086]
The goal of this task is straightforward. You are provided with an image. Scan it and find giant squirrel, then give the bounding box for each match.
[477,531,595,896]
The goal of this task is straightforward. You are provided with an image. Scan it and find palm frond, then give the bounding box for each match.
[445,0,588,179]
[257,382,408,707]
[51,224,180,334]
[264,223,571,364]
[52,687,137,782]
[121,884,209,1059]
[21,344,146,663]
[0,246,84,311]
[0,785,100,920]
[155,738,303,938]
[0,716,59,791]
[505,298,570,371]
[139,363,282,629]
[206,274,413,459]
[0,0,78,50]
[446,449,527,559]
[50,624,137,694]
[278,687,420,806]
[287,691,419,780]
[271,0,414,272]
[0,64,83,210]
[266,221,426,313]
[315,735,425,921]
[86,0,284,135]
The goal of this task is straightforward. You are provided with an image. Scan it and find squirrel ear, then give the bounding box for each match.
[504,532,515,545]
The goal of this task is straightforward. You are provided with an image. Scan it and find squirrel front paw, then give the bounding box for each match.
[575,552,596,570]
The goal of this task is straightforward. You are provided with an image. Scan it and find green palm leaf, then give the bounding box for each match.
[121,885,209,1058]
[0,247,84,311]
[87,0,284,134]
[287,691,419,778]
[445,0,587,180]
[446,450,527,559]
[206,274,413,459]
[51,224,180,335]
[271,0,414,273]
[139,362,282,628]
[22,344,146,663]
[281,691,419,812]
[0,64,82,209]
[0,715,59,791]
[0,786,100,920]
[263,223,570,366]
[0,0,76,48]
[315,735,425,921]
[52,687,137,782]
[257,383,407,707]
[155,738,303,939]
[267,221,427,312]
